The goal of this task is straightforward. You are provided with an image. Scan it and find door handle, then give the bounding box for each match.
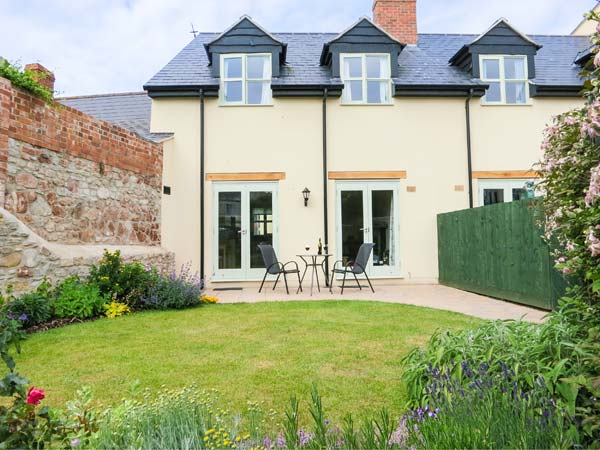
[360,227,370,232]
[237,229,247,235]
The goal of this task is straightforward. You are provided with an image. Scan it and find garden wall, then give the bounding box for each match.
[0,208,174,293]
[0,75,163,245]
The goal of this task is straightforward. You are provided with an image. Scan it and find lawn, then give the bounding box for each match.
[14,301,481,420]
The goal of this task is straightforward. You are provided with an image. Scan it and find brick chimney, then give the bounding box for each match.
[24,63,55,93]
[373,0,417,45]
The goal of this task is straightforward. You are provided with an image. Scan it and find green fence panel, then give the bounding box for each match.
[437,199,567,310]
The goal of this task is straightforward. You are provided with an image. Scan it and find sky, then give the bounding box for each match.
[0,0,597,97]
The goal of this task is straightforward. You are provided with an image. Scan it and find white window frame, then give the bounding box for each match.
[479,55,530,105]
[340,53,393,105]
[478,178,537,206]
[220,53,272,106]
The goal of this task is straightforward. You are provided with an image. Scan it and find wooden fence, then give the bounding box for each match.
[437,199,566,310]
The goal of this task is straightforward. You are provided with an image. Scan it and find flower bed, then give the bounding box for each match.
[0,250,215,333]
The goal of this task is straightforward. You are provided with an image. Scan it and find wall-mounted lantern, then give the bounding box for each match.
[302,187,311,207]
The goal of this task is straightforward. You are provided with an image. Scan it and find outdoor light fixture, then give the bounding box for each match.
[302,187,311,207]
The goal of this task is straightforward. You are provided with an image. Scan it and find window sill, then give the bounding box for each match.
[339,102,394,107]
[218,103,274,108]
[480,102,533,107]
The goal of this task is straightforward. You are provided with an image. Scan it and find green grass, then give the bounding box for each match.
[14,301,481,420]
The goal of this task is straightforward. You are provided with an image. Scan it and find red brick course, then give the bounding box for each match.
[373,0,418,45]
[0,77,162,182]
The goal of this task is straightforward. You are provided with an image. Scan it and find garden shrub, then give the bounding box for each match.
[88,250,156,308]
[141,263,204,310]
[54,276,108,319]
[404,362,573,449]
[104,301,131,319]
[1,280,54,328]
[534,10,600,445]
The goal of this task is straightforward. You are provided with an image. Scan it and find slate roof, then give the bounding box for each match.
[58,92,173,143]
[145,32,590,90]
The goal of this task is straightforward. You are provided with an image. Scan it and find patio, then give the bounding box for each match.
[207,282,548,323]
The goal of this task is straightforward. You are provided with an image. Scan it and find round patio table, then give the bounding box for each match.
[296,254,331,296]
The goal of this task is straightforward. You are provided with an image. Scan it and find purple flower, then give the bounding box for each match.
[19,313,27,322]
[6,314,14,320]
[263,435,272,450]
[298,430,313,447]
[276,432,286,449]
[70,439,80,447]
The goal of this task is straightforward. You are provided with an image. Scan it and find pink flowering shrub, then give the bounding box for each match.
[537,22,600,280]
[536,10,600,446]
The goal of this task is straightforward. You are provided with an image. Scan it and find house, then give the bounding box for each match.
[62,0,591,286]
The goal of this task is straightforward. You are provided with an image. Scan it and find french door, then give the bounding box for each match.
[212,182,278,281]
[335,181,401,278]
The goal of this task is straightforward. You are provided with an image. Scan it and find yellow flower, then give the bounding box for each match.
[200,295,219,304]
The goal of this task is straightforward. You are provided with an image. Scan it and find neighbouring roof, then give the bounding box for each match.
[145,31,590,92]
[58,92,173,143]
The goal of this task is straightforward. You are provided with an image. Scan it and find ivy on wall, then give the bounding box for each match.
[0,59,54,105]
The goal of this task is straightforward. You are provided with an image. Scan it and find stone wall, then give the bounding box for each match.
[4,138,160,244]
[0,208,174,293]
[0,76,163,245]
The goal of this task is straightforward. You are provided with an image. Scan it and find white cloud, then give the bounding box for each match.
[0,0,595,96]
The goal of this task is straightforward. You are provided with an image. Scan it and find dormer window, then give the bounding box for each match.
[341,54,392,105]
[220,54,272,106]
[480,55,529,105]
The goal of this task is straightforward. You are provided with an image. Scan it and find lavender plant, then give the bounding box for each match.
[141,263,205,310]
[404,361,572,449]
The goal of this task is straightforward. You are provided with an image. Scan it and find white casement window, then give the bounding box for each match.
[340,54,392,105]
[220,54,272,105]
[478,179,536,206]
[480,55,529,105]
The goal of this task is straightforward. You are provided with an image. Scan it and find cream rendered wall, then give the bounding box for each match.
[470,97,583,205]
[572,5,600,36]
[152,99,201,272]
[152,97,323,281]
[203,99,324,282]
[152,93,583,284]
[327,98,469,282]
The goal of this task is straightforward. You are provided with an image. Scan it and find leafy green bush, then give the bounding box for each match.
[54,277,108,319]
[1,280,54,328]
[401,313,584,415]
[0,60,54,104]
[88,250,156,308]
[141,264,204,310]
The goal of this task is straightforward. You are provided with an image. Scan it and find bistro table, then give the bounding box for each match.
[296,253,332,296]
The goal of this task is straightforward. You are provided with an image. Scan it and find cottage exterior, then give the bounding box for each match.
[63,0,591,285]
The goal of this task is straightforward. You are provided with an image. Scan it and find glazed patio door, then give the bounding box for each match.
[336,181,400,278]
[213,182,278,281]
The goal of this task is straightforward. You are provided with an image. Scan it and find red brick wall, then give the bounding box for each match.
[0,78,162,179]
[0,77,164,245]
[373,0,417,45]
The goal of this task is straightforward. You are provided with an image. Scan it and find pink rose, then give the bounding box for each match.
[26,387,45,405]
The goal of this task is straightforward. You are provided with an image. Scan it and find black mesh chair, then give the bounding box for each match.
[330,243,375,294]
[257,244,302,295]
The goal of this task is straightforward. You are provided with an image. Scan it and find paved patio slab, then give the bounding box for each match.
[206,282,548,323]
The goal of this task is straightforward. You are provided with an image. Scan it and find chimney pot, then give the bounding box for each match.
[24,63,55,93]
[373,0,417,45]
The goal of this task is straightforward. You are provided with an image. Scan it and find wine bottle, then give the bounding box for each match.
[318,238,323,255]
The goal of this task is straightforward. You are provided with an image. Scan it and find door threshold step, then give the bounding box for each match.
[213,287,244,291]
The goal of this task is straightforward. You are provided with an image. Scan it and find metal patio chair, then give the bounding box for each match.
[330,243,375,294]
[257,244,302,295]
